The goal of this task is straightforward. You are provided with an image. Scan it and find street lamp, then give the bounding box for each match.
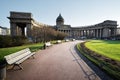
[43,25,46,49]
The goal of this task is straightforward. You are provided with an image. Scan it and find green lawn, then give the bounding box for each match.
[0,43,44,61]
[85,40,120,61]
[77,43,120,80]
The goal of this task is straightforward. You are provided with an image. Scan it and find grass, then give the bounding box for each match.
[85,40,120,61]
[0,40,61,62]
[0,43,44,61]
[76,43,120,80]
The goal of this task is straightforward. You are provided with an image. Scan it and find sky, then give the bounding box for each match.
[0,0,120,28]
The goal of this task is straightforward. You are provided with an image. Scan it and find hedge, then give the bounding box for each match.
[0,35,28,48]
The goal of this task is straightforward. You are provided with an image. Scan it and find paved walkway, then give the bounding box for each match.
[6,40,101,80]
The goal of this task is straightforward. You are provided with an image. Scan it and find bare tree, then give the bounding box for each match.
[31,26,67,43]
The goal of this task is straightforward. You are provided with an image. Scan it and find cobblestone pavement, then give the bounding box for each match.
[6,40,101,80]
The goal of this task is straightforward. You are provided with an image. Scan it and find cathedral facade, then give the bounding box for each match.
[8,11,118,40]
[55,14,118,39]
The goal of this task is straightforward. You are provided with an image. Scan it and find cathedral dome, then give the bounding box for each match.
[56,14,64,22]
[56,14,64,25]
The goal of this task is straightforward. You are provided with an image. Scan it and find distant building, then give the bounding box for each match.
[55,14,118,39]
[0,26,10,35]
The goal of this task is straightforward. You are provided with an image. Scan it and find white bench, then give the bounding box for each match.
[4,48,35,69]
[45,42,52,47]
[72,39,75,41]
[57,40,61,43]
[65,39,69,42]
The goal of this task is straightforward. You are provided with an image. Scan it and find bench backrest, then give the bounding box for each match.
[57,40,62,43]
[65,39,69,42]
[45,42,51,46]
[4,48,31,64]
[57,40,61,43]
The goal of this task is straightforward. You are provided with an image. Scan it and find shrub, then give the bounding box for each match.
[0,35,28,48]
[12,36,28,46]
[0,35,12,47]
[56,31,67,40]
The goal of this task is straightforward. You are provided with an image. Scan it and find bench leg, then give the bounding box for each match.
[28,55,35,59]
[17,64,23,70]
[32,55,35,59]
[12,64,23,70]
[12,64,16,69]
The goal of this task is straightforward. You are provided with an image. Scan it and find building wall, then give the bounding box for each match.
[0,26,10,35]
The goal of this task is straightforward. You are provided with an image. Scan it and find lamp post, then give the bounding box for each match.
[43,25,46,49]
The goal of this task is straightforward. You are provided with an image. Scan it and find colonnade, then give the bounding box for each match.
[56,20,118,39]
[60,27,117,39]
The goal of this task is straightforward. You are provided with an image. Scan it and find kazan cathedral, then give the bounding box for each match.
[8,11,119,40]
[54,14,118,39]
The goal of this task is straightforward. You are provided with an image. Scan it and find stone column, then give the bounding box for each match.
[82,30,84,36]
[96,29,98,38]
[109,29,112,37]
[109,29,111,37]
[17,26,22,36]
[79,30,81,37]
[103,28,109,38]
[114,28,117,36]
[26,23,32,38]
[86,30,87,37]
[90,30,92,37]
[98,29,100,38]
[87,30,89,37]
[68,30,70,37]
[93,29,95,38]
[78,30,80,37]
[92,29,94,38]
[89,30,92,38]
[70,30,72,37]
[99,29,102,39]
[83,30,84,36]
[68,30,70,38]
[96,29,99,38]
[10,22,17,36]
[79,30,80,37]
[94,29,96,38]
[101,29,103,38]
